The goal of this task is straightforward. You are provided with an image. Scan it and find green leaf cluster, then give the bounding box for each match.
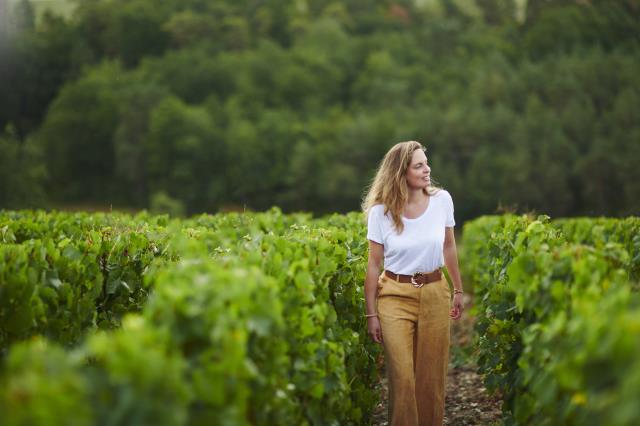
[0,208,379,425]
[463,214,640,425]
[0,210,169,353]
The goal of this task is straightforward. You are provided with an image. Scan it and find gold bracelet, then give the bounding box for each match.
[365,313,378,318]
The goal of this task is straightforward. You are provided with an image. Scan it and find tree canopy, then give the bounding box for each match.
[1,0,639,220]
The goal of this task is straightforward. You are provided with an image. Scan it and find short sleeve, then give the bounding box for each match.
[444,191,456,227]
[366,205,384,244]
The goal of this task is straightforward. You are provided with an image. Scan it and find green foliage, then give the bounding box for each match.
[0,337,92,426]
[0,208,379,425]
[81,316,191,426]
[150,191,185,217]
[144,95,224,211]
[144,251,297,424]
[35,62,124,202]
[0,318,191,426]
[515,255,639,425]
[0,211,169,353]
[148,210,379,424]
[0,126,46,209]
[6,208,637,424]
[552,217,640,282]
[2,0,639,217]
[463,214,640,424]
[522,1,640,58]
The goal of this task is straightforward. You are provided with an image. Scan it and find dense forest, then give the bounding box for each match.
[1,0,639,221]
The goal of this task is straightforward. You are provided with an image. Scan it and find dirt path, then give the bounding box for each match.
[371,294,503,425]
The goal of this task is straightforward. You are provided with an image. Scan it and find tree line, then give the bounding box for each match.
[1,0,639,221]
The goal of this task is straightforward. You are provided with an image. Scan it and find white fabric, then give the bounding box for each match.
[367,189,455,275]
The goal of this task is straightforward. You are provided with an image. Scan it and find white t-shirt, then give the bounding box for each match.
[367,189,455,275]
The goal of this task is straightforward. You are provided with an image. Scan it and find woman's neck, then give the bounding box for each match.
[407,188,427,205]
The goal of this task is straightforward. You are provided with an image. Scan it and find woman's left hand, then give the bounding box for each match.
[450,293,464,320]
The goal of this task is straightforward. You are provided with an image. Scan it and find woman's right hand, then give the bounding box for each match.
[368,316,383,344]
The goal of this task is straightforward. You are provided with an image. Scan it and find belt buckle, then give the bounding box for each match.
[411,272,425,288]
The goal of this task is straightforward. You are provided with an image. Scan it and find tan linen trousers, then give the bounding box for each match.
[376,271,451,426]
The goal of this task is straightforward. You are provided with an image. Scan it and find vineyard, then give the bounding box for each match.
[462,215,640,425]
[1,210,639,425]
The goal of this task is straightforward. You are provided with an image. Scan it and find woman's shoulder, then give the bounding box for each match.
[431,188,454,208]
[369,204,393,221]
[369,204,385,215]
[432,188,453,200]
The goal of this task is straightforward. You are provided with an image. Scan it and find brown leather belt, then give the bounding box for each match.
[385,269,442,288]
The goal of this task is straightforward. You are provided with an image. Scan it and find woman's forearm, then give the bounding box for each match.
[443,244,463,292]
[364,264,381,315]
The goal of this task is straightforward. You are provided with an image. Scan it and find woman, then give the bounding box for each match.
[362,141,464,426]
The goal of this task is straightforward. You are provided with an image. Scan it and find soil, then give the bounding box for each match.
[370,294,503,425]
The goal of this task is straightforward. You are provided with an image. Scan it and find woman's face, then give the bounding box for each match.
[405,149,431,190]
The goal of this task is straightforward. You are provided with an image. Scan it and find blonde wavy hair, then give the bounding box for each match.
[361,141,442,234]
